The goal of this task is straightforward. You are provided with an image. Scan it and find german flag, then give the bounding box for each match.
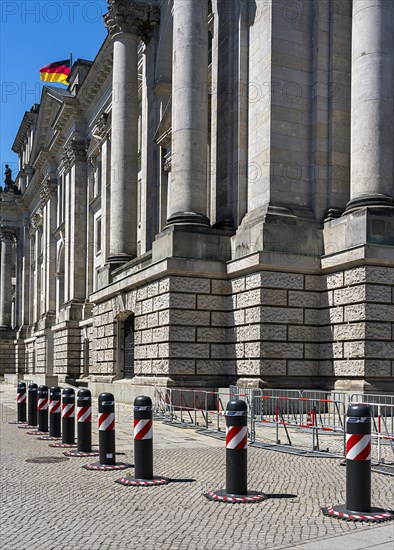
[40,59,71,85]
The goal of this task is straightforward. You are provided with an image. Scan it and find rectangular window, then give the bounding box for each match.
[95,217,102,254]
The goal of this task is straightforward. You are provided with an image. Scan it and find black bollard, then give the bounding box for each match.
[204,399,266,503]
[49,387,77,447]
[346,403,372,512]
[134,395,154,479]
[37,385,49,432]
[116,395,169,486]
[27,383,38,427]
[322,403,394,522]
[63,388,98,457]
[226,399,248,495]
[17,382,27,423]
[49,386,62,437]
[77,388,92,452]
[83,393,130,471]
[61,388,75,444]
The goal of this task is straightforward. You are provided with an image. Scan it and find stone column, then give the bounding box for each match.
[166,0,210,226]
[0,230,14,329]
[347,0,394,211]
[67,139,87,301]
[104,0,159,265]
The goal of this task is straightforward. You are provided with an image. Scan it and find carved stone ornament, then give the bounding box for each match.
[31,213,43,230]
[65,138,87,165]
[104,0,160,43]
[40,178,57,205]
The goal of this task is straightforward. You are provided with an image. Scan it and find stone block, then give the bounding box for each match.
[168,310,210,326]
[305,275,322,291]
[344,266,394,286]
[211,344,231,359]
[365,340,394,359]
[304,343,320,359]
[345,303,394,322]
[245,271,304,289]
[366,285,392,303]
[159,342,210,359]
[288,325,319,341]
[159,279,170,294]
[260,342,304,359]
[267,306,304,324]
[147,281,159,298]
[334,286,364,306]
[287,361,318,376]
[236,289,261,309]
[170,326,196,342]
[333,323,364,341]
[211,279,230,294]
[325,272,344,289]
[245,307,262,324]
[152,294,170,311]
[211,311,227,326]
[231,277,245,293]
[364,322,392,340]
[141,299,153,315]
[197,327,225,343]
[196,359,236,375]
[343,341,364,359]
[172,293,197,309]
[169,277,211,294]
[197,294,227,310]
[320,361,334,376]
[260,360,287,376]
[288,290,320,308]
[232,309,245,325]
[333,360,366,377]
[237,359,261,376]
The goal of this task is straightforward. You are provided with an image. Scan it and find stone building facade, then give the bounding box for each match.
[1,0,393,394]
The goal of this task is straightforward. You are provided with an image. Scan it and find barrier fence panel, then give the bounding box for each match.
[152,385,350,457]
[251,392,346,456]
[153,387,173,421]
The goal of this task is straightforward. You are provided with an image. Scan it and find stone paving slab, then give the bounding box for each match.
[1,383,393,550]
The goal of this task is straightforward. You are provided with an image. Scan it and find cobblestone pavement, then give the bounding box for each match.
[1,383,393,550]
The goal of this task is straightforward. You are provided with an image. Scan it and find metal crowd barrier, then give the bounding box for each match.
[152,386,393,461]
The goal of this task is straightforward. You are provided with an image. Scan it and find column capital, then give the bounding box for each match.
[104,0,160,43]
[65,138,87,165]
[0,226,18,242]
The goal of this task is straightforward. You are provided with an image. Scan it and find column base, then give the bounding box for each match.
[232,204,322,259]
[345,194,394,213]
[324,206,394,249]
[152,223,232,262]
[165,211,210,227]
[106,253,136,268]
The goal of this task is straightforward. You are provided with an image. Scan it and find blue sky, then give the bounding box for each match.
[1,0,108,178]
